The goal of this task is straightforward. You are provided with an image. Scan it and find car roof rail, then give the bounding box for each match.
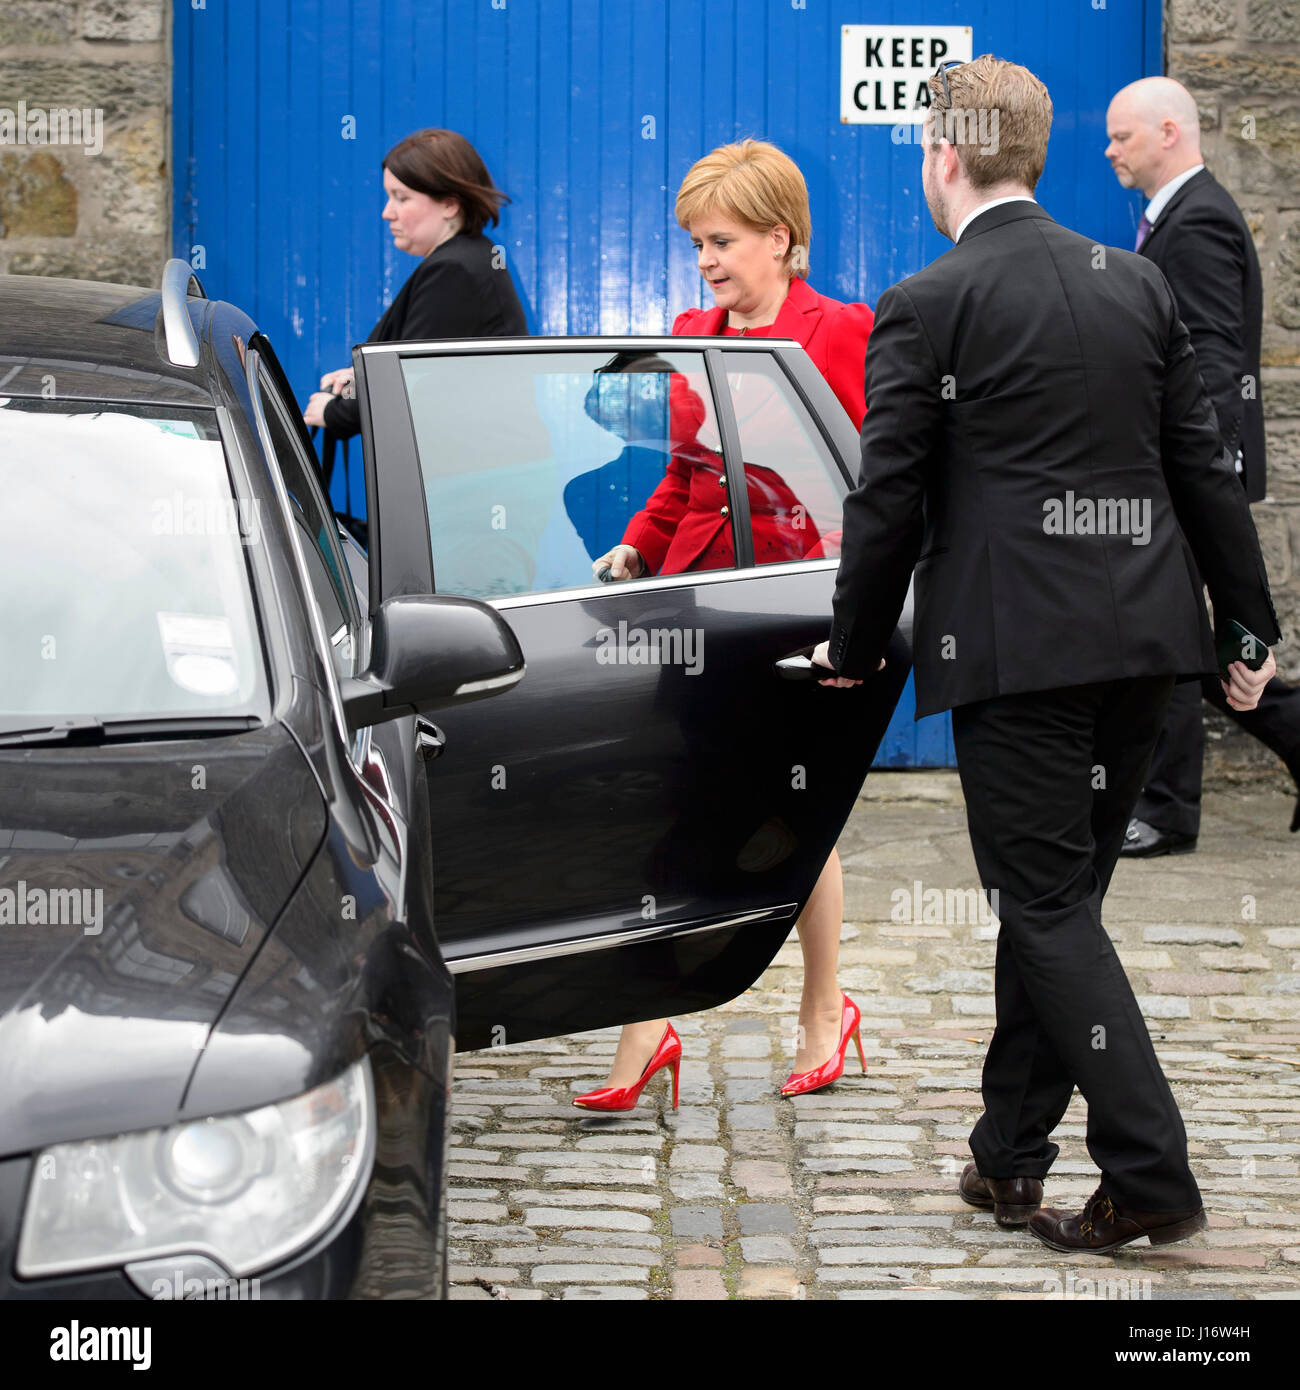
[160,258,207,368]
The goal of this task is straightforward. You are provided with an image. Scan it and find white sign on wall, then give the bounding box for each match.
[840,25,974,125]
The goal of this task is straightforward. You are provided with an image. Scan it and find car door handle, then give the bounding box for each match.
[775,648,821,681]
[415,716,445,760]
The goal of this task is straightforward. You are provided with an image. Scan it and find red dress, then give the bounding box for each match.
[622,276,872,574]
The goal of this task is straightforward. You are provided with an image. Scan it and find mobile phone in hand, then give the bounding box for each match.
[1216,619,1269,678]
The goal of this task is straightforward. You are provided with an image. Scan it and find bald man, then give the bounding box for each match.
[1106,77,1300,854]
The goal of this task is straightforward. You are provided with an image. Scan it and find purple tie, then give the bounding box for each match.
[1135,214,1153,251]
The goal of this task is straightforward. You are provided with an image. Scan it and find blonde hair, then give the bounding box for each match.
[928,54,1053,192]
[675,139,812,279]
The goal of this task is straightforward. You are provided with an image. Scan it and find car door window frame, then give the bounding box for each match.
[254,361,366,671]
[245,347,356,751]
[716,345,856,569]
[703,347,754,570]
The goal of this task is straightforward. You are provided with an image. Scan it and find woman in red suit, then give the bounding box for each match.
[576,140,874,1112]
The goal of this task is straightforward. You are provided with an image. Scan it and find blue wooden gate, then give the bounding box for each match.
[173,0,1163,767]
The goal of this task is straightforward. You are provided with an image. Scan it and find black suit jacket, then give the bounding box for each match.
[828,200,1279,716]
[324,230,527,438]
[1139,168,1266,501]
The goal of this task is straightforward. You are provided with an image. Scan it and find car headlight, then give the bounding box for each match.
[17,1056,374,1280]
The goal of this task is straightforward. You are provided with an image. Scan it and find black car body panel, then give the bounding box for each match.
[0,724,326,1159]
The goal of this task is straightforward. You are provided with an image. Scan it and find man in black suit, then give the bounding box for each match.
[812,55,1279,1253]
[1105,76,1300,856]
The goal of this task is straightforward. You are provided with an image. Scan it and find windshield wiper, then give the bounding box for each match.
[0,714,261,748]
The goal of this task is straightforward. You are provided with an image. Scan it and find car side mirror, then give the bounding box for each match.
[341,595,524,731]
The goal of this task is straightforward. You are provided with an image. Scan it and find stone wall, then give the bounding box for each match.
[1167,1,1300,787]
[0,1,169,288]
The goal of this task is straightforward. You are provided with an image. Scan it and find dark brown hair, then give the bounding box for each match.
[382,129,509,236]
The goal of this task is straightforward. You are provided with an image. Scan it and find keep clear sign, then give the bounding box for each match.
[840,25,973,125]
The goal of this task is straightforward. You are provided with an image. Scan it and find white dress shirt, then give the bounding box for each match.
[1144,164,1205,227]
[954,195,1038,244]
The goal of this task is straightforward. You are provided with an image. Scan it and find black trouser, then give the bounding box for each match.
[1136,675,1300,837]
[952,676,1202,1213]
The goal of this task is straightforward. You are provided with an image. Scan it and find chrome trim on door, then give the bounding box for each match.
[487,559,839,612]
[358,335,800,356]
[446,903,798,974]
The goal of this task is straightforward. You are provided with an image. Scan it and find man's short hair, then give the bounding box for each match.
[928,54,1053,192]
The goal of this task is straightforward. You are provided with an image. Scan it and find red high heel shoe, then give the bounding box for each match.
[779,993,865,1096]
[572,1023,682,1112]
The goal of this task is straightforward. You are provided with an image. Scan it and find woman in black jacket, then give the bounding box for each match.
[304,128,527,438]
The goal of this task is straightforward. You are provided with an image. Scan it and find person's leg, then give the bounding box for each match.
[954,702,1074,1180]
[1096,676,1178,895]
[954,683,1200,1212]
[967,926,1074,1178]
[1131,679,1204,838]
[1203,672,1300,779]
[602,848,849,1087]
[791,848,848,1074]
[603,1019,672,1088]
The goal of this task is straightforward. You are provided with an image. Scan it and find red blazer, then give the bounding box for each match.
[623,277,873,574]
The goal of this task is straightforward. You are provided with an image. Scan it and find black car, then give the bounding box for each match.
[0,262,908,1300]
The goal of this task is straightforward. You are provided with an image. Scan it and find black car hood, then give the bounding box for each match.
[0,723,327,1158]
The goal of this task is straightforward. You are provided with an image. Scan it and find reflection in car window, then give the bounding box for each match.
[0,400,267,721]
[399,350,723,598]
[721,352,846,564]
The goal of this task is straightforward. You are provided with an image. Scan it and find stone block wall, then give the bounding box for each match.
[0,1,169,288]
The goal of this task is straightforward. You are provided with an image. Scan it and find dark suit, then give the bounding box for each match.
[828,200,1279,1210]
[324,230,527,439]
[1140,170,1264,500]
[1133,169,1300,838]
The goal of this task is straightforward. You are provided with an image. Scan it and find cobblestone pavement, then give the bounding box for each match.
[447,772,1300,1301]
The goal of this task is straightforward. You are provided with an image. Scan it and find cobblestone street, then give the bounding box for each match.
[447,772,1300,1301]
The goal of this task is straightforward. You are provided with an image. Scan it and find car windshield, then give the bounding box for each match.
[0,399,268,725]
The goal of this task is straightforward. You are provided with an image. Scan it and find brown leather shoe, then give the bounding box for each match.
[1028,1186,1207,1254]
[958,1162,1044,1227]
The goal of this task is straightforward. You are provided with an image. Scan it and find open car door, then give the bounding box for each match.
[354,336,909,1049]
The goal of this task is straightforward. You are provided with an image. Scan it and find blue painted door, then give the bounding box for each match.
[173,0,1163,766]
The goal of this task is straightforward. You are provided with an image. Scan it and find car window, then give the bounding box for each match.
[256,371,361,679]
[397,350,731,598]
[721,351,846,564]
[0,399,267,723]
